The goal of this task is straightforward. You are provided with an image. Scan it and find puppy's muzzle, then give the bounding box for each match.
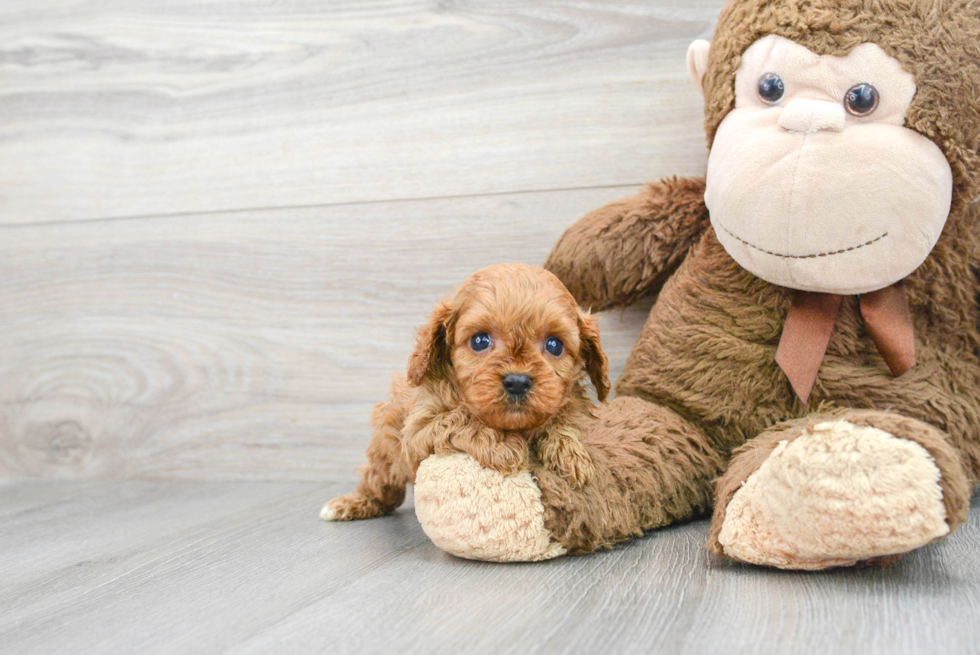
[502,373,533,400]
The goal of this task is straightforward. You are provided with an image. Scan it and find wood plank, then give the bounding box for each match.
[1,480,978,654]
[0,186,654,481]
[0,480,429,654]
[0,0,721,224]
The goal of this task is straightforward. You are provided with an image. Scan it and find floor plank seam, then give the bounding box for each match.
[0,182,649,230]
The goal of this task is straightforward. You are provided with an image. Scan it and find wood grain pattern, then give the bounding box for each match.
[0,0,720,225]
[0,186,654,481]
[0,0,715,479]
[2,480,978,655]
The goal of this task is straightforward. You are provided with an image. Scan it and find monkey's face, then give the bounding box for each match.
[698,35,953,295]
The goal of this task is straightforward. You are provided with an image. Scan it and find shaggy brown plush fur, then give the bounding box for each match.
[323,263,611,521]
[543,0,980,564]
[535,396,725,555]
[547,176,712,312]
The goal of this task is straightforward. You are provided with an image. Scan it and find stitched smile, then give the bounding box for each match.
[720,225,888,259]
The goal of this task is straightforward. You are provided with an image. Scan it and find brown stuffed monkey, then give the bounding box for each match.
[541,0,980,569]
[415,0,980,569]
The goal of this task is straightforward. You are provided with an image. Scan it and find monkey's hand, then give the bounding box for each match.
[536,427,595,487]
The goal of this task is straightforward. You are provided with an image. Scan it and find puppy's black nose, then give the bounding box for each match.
[502,373,533,398]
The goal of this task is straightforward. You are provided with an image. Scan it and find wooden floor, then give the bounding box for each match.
[2,480,979,655]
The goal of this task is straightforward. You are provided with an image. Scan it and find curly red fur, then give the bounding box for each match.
[323,263,610,521]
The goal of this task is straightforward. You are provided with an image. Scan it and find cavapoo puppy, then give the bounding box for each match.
[321,262,610,521]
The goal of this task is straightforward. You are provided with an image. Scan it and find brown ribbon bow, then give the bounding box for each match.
[775,283,916,404]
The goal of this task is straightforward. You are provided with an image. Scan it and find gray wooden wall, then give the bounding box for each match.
[0,0,723,481]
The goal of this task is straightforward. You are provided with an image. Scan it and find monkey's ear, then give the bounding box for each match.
[578,311,610,402]
[406,299,454,387]
[687,40,711,98]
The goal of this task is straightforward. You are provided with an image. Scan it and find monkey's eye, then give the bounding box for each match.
[757,73,785,105]
[844,83,879,116]
[544,336,564,357]
[469,333,492,352]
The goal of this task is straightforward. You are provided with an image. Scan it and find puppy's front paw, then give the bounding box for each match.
[473,444,526,477]
[560,447,595,487]
[538,433,595,487]
[321,492,391,521]
[444,426,529,477]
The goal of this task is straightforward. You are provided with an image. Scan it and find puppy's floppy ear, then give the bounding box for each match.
[578,311,610,401]
[407,299,455,387]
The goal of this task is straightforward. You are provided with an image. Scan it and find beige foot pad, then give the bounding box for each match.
[414,453,566,562]
[718,420,949,570]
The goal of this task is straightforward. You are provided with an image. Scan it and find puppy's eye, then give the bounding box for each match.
[757,72,785,105]
[469,333,492,352]
[544,336,564,357]
[844,83,879,116]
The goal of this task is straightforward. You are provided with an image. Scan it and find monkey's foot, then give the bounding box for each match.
[414,453,567,562]
[716,420,950,570]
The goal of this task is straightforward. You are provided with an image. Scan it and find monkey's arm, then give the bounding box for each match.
[544,176,709,311]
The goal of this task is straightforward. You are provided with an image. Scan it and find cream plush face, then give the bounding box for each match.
[694,35,953,295]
